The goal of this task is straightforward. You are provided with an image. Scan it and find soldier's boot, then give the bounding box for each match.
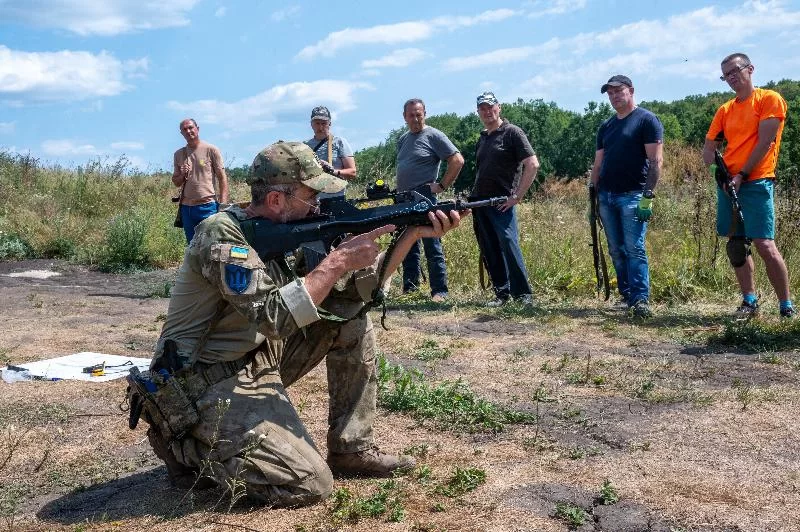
[327,446,416,478]
[147,427,216,490]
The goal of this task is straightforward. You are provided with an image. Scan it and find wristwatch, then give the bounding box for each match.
[643,190,655,199]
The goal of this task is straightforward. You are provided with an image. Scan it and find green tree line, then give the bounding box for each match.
[347,79,800,194]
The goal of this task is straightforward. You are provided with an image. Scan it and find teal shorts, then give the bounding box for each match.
[716,178,775,239]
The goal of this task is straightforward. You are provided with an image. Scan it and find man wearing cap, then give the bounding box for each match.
[473,91,538,306]
[139,141,463,508]
[172,118,229,243]
[702,53,794,319]
[396,98,464,302]
[305,106,356,199]
[590,75,663,318]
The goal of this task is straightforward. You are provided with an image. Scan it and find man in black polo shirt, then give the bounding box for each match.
[472,91,540,306]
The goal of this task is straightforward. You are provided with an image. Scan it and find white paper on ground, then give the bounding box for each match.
[1,352,151,382]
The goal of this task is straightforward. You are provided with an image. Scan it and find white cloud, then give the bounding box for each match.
[42,140,98,157]
[0,46,146,102]
[214,6,226,17]
[271,5,301,22]
[0,0,200,36]
[443,40,560,72]
[442,1,800,75]
[527,0,587,18]
[110,141,145,151]
[296,8,518,60]
[167,79,373,133]
[361,48,430,69]
[0,122,14,134]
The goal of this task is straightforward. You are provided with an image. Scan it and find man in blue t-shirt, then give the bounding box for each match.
[590,75,664,318]
[305,106,357,199]
[396,98,464,301]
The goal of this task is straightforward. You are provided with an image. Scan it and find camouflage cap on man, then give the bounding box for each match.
[476,91,499,106]
[248,141,346,194]
[310,106,331,121]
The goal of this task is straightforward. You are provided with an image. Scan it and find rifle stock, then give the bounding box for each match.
[239,189,507,265]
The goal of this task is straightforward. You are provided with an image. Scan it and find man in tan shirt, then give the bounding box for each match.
[172,118,229,242]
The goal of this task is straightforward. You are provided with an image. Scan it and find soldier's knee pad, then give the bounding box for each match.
[727,237,751,268]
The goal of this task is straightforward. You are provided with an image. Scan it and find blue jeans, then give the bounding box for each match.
[401,186,448,296]
[472,205,532,300]
[180,201,218,243]
[598,190,649,304]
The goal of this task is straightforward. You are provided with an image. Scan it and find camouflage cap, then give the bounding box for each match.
[310,106,331,121]
[476,91,499,106]
[248,141,347,194]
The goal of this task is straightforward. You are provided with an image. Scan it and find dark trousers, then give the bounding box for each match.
[472,205,532,300]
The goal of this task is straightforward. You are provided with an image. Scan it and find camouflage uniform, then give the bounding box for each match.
[145,144,382,507]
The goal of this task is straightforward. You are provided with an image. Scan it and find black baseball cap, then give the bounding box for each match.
[600,75,633,93]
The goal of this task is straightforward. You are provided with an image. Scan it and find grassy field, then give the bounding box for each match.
[1,145,800,530]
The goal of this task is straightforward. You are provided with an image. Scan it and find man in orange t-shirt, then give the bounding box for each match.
[172,118,229,243]
[702,53,794,319]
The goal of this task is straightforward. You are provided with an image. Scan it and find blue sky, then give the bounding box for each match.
[1,0,799,173]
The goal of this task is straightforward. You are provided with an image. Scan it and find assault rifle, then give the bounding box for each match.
[588,183,611,300]
[712,150,746,230]
[239,181,507,270]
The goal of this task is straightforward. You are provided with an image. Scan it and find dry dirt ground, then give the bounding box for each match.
[1,259,799,532]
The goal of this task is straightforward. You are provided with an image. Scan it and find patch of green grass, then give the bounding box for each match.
[553,501,589,527]
[598,479,619,505]
[329,480,405,524]
[0,483,31,520]
[146,282,172,299]
[413,338,451,362]
[0,231,35,260]
[434,467,486,498]
[710,318,800,352]
[377,357,535,432]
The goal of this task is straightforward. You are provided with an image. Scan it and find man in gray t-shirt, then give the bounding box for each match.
[305,106,357,199]
[396,98,464,301]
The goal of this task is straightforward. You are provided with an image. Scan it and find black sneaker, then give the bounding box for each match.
[630,300,652,319]
[734,300,759,321]
[780,306,796,319]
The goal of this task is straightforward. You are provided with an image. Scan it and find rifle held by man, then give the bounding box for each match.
[588,183,611,301]
[712,149,746,229]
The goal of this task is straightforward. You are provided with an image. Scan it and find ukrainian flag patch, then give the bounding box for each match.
[230,246,249,259]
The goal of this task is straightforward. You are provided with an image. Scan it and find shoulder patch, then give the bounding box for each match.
[230,246,249,259]
[225,264,252,294]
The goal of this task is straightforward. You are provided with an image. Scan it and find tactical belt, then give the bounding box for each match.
[193,350,255,387]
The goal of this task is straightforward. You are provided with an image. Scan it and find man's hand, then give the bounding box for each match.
[636,196,654,222]
[499,196,519,212]
[416,209,465,239]
[333,225,396,271]
[429,182,445,194]
[180,160,192,177]
[732,173,744,192]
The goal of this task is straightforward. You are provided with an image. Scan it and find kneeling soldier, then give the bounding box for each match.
[128,141,463,507]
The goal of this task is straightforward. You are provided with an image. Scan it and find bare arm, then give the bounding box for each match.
[172,158,188,187]
[430,152,465,193]
[501,154,539,212]
[590,149,604,186]
[216,168,229,204]
[336,156,357,180]
[702,138,721,166]
[643,142,663,192]
[741,118,781,176]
